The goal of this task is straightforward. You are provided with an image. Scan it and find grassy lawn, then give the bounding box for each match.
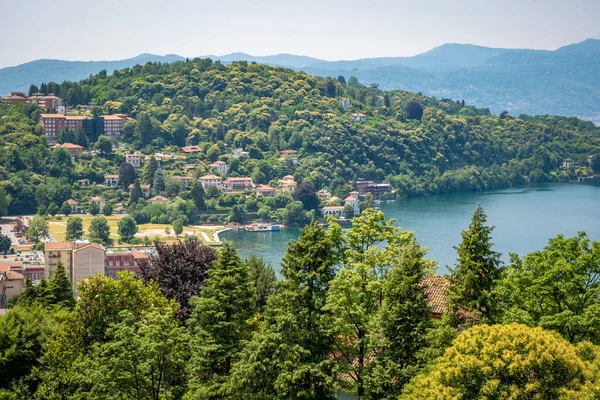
[47,216,221,246]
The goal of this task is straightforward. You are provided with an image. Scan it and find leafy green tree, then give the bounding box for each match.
[26,216,49,244]
[229,204,247,224]
[0,187,12,217]
[499,232,600,344]
[88,216,111,244]
[94,135,112,156]
[48,262,75,309]
[405,101,424,120]
[129,180,143,206]
[448,204,502,325]
[0,234,11,253]
[88,201,100,216]
[60,201,71,216]
[187,244,256,398]
[283,201,307,225]
[117,215,137,242]
[142,155,158,184]
[293,182,319,211]
[47,202,58,216]
[75,310,187,400]
[401,324,593,399]
[102,202,113,216]
[65,217,84,241]
[190,181,206,211]
[230,221,340,399]
[172,219,183,237]
[73,124,89,148]
[343,204,354,219]
[205,184,220,199]
[153,168,165,194]
[136,112,155,147]
[247,255,276,314]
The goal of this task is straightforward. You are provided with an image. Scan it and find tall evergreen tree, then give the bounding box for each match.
[448,204,502,325]
[153,168,165,194]
[142,156,158,184]
[49,262,75,309]
[229,221,340,399]
[187,244,256,399]
[129,180,143,206]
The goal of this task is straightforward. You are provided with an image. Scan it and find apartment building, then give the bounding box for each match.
[126,152,144,167]
[105,250,147,278]
[224,177,254,191]
[199,174,223,189]
[44,241,106,291]
[208,160,229,175]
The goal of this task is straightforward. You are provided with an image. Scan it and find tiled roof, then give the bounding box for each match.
[421,275,450,315]
[45,242,73,250]
[345,196,358,202]
[131,250,149,259]
[104,174,119,179]
[323,206,345,211]
[200,174,221,180]
[39,113,65,119]
[66,199,79,205]
[148,195,169,202]
[89,196,105,202]
[59,143,83,149]
[74,242,105,252]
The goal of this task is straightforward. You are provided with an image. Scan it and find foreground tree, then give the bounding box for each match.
[499,232,600,344]
[65,216,84,241]
[137,239,218,320]
[186,244,256,399]
[246,255,276,314]
[26,216,49,244]
[401,323,592,399]
[229,221,340,399]
[448,204,502,325]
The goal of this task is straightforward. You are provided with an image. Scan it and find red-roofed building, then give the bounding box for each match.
[180,145,202,154]
[52,142,83,155]
[148,195,169,204]
[105,250,147,278]
[128,183,151,198]
[103,114,131,137]
[224,177,254,191]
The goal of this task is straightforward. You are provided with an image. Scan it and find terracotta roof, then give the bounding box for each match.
[6,270,24,280]
[200,174,221,180]
[65,116,89,121]
[180,146,202,153]
[39,114,65,119]
[0,264,22,272]
[74,242,105,252]
[226,177,252,181]
[323,206,345,211]
[420,275,450,315]
[131,250,149,259]
[45,242,73,250]
[256,184,276,191]
[210,160,226,165]
[66,199,79,205]
[89,196,105,202]
[103,115,124,120]
[282,175,295,181]
[281,150,298,156]
[59,143,83,149]
[148,195,169,203]
[128,184,150,189]
[345,196,358,202]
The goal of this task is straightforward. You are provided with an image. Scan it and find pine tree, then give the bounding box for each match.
[49,262,75,309]
[187,243,256,399]
[448,203,502,324]
[153,168,165,194]
[229,221,339,399]
[129,180,143,206]
[142,156,158,184]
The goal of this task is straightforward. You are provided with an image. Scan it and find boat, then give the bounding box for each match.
[245,223,281,232]
[386,199,396,203]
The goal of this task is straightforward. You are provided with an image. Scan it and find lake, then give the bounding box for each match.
[221,183,600,275]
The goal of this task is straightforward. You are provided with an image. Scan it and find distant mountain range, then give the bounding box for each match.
[1,39,599,120]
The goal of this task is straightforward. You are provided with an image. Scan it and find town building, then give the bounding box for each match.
[318,189,331,200]
[126,152,144,168]
[354,179,393,197]
[52,142,83,155]
[339,97,352,109]
[89,196,106,211]
[350,113,367,122]
[72,243,106,290]
[104,174,119,188]
[232,148,250,158]
[562,159,574,169]
[76,179,90,186]
[37,113,133,141]
[255,184,278,197]
[279,175,297,192]
[105,250,147,278]
[280,150,299,165]
[199,174,223,189]
[322,206,345,217]
[148,195,169,204]
[102,114,131,137]
[3,92,64,112]
[224,177,254,191]
[180,145,202,154]
[172,176,194,187]
[65,199,82,214]
[128,183,151,197]
[344,196,360,216]
[0,265,25,305]
[44,242,74,281]
[208,160,229,175]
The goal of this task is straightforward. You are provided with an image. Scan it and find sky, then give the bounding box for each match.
[0,0,599,68]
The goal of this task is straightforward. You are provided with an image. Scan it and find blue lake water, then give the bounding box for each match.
[222,183,600,274]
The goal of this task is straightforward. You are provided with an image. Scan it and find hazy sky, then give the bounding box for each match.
[1,0,598,68]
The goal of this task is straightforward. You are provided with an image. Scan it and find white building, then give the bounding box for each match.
[199,174,223,189]
[339,97,352,109]
[208,160,229,175]
[344,196,360,216]
[126,152,144,168]
[232,148,250,158]
[350,113,367,122]
[322,206,345,218]
[104,174,119,188]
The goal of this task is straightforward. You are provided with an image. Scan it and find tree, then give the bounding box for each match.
[405,101,424,120]
[284,201,307,225]
[26,216,49,244]
[247,255,276,314]
[142,155,158,184]
[65,217,84,241]
[28,84,39,95]
[102,202,113,216]
[76,310,187,400]
[88,216,111,244]
[293,182,319,211]
[0,187,12,216]
[117,216,137,242]
[186,244,256,398]
[137,239,218,321]
[94,135,112,156]
[0,234,11,253]
[153,168,165,194]
[591,154,600,172]
[190,181,206,211]
[172,219,183,237]
[47,202,58,216]
[229,204,247,224]
[88,201,100,216]
[448,204,502,325]
[129,180,143,206]
[229,221,340,399]
[136,112,155,146]
[401,324,593,399]
[205,184,220,199]
[499,232,600,344]
[343,204,355,219]
[60,201,71,216]
[325,80,336,98]
[337,75,346,85]
[73,124,89,148]
[49,262,75,309]
[118,162,136,189]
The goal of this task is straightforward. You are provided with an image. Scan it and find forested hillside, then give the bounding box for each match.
[0,58,599,216]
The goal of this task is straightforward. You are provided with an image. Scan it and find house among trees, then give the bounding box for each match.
[339,97,352,109]
[199,174,223,189]
[279,175,297,192]
[224,177,254,191]
[350,113,367,122]
[104,174,119,188]
[318,189,331,200]
[232,148,250,158]
[322,206,345,217]
[180,145,202,154]
[89,196,106,211]
[148,195,169,204]
[3,91,65,112]
[44,241,106,291]
[76,179,90,186]
[128,183,151,197]
[52,142,83,155]
[255,184,278,197]
[65,199,81,214]
[420,275,451,320]
[208,160,229,175]
[126,152,144,168]
[344,195,360,215]
[280,150,299,165]
[562,158,574,168]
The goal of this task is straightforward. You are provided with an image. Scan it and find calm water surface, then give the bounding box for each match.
[222,183,600,274]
